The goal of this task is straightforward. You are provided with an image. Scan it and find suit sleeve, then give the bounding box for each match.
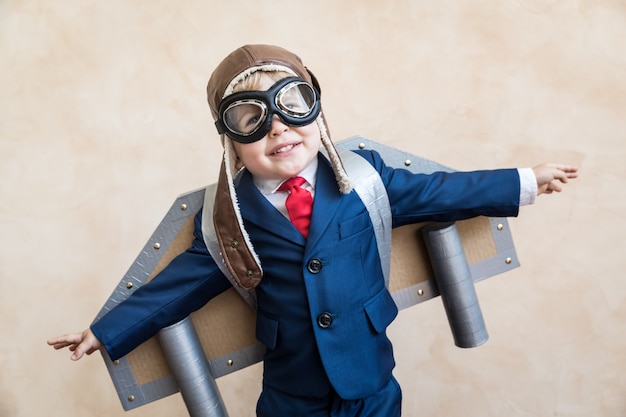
[91,210,232,360]
[354,149,521,227]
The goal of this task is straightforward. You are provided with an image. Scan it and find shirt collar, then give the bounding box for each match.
[254,156,318,196]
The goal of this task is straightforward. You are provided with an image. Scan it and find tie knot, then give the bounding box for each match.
[278,176,307,193]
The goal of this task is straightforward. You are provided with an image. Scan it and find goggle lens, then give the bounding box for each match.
[276,82,317,118]
[223,100,267,136]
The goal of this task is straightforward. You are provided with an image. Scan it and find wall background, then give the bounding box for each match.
[1,1,624,416]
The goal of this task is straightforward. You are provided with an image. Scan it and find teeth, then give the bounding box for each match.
[274,144,295,154]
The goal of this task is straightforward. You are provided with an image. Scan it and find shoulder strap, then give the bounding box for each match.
[202,150,392,311]
[333,149,392,288]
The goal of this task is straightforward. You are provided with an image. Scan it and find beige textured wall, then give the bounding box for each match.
[1,1,624,416]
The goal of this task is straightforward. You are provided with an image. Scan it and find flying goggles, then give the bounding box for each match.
[215,77,321,143]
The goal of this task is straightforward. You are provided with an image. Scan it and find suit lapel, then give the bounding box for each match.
[306,155,344,248]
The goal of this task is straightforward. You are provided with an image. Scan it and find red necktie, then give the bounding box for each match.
[278,177,313,238]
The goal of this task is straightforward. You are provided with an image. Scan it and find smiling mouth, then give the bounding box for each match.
[271,143,300,155]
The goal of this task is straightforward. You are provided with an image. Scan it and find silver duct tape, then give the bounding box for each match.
[421,222,489,348]
[158,317,229,417]
[335,148,392,288]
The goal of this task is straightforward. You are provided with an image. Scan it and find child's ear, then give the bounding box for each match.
[234,154,244,171]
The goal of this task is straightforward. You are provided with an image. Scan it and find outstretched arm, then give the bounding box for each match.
[533,163,578,196]
[47,329,102,361]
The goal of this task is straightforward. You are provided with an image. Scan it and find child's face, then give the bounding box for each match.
[231,74,322,181]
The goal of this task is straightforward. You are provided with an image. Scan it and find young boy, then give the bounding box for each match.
[48,44,578,417]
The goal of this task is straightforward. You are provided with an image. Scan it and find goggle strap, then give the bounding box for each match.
[215,119,226,135]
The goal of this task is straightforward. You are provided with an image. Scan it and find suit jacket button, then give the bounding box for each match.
[317,312,333,329]
[307,258,323,274]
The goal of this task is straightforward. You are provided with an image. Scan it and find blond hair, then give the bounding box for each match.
[232,70,294,93]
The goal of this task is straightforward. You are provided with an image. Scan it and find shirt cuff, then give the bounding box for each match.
[518,168,537,206]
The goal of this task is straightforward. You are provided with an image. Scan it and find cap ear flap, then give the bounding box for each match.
[306,67,321,96]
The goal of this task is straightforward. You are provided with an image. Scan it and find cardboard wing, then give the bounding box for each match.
[94,136,519,410]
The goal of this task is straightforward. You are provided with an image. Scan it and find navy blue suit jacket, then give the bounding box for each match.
[91,149,520,400]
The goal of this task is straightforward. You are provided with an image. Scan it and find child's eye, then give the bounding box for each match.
[282,100,306,112]
[245,115,260,126]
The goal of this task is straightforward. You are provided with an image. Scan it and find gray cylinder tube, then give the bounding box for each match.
[158,317,229,417]
[421,222,489,348]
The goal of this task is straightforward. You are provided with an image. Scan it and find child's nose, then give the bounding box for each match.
[269,115,289,137]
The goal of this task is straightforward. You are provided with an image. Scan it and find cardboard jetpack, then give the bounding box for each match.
[94,136,520,410]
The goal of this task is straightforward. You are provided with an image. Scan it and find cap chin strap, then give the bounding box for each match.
[203,136,262,295]
[316,115,352,194]
[201,162,260,310]
[202,179,262,311]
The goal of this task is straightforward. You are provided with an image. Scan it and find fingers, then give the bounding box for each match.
[71,342,88,361]
[47,333,83,350]
[74,330,103,360]
[47,329,102,361]
[69,335,93,361]
[552,164,579,183]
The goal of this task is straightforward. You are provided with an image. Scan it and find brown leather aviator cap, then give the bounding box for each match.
[206,44,319,122]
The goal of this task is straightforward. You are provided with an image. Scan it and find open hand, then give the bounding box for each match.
[47,329,103,361]
[533,163,579,195]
